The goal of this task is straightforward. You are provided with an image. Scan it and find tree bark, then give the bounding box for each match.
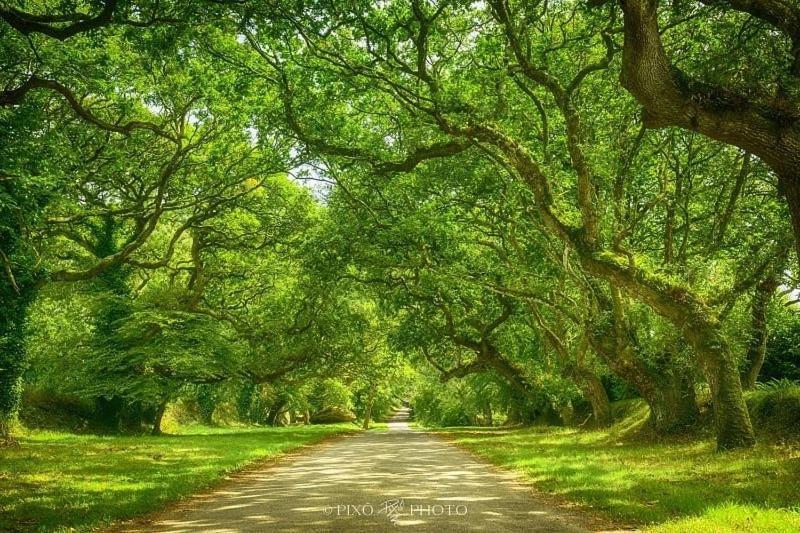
[531,309,613,427]
[0,1,118,40]
[781,176,800,277]
[654,365,699,431]
[743,272,780,389]
[571,367,612,427]
[268,398,288,427]
[151,398,169,436]
[362,384,376,430]
[0,292,33,439]
[684,326,755,449]
[618,0,800,272]
[483,345,534,399]
[587,320,698,433]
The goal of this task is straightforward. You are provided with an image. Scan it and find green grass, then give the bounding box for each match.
[435,426,800,532]
[0,423,357,532]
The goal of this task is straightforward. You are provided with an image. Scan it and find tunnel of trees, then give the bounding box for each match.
[1,0,800,452]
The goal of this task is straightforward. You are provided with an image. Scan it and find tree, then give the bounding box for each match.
[613,0,800,269]
[229,0,793,448]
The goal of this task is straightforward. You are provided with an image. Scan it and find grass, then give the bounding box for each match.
[434,425,800,531]
[0,423,358,532]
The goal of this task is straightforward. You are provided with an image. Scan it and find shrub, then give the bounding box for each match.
[746,381,800,441]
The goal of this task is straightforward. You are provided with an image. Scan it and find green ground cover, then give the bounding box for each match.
[0,424,357,532]
[436,424,800,532]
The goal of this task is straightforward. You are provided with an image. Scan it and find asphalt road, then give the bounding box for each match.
[118,409,592,532]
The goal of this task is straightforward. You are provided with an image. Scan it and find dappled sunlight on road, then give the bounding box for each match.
[117,410,588,532]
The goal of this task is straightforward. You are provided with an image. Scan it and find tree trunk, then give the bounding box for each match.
[0,293,31,440]
[304,408,311,425]
[618,0,800,274]
[743,272,780,389]
[268,398,287,427]
[588,328,697,433]
[685,326,755,450]
[484,402,494,426]
[362,384,376,430]
[782,176,800,275]
[483,346,534,398]
[556,400,574,426]
[652,368,699,433]
[573,368,612,427]
[577,258,752,449]
[151,398,169,436]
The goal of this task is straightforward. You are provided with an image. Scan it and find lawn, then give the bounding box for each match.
[0,423,357,532]
[435,426,800,532]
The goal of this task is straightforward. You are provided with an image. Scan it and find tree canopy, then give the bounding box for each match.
[1,0,799,450]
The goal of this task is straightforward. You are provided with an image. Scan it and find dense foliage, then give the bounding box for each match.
[0,0,798,453]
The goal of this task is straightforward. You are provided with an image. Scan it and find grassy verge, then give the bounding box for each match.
[0,423,357,532]
[434,426,800,532]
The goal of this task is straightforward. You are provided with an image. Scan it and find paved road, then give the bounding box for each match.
[120,409,591,532]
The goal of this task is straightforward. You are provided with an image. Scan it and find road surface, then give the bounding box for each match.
[118,409,596,532]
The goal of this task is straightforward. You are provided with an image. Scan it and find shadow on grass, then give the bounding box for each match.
[436,426,800,527]
[0,424,354,531]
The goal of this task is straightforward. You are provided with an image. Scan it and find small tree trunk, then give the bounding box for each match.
[151,398,169,436]
[781,175,800,277]
[557,400,574,426]
[644,346,700,433]
[743,273,779,389]
[362,384,376,430]
[655,369,699,431]
[304,408,311,425]
[575,369,612,428]
[484,402,493,426]
[268,398,287,427]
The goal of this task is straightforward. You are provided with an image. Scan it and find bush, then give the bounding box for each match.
[746,381,800,441]
[310,406,355,424]
[19,389,95,432]
[762,303,800,382]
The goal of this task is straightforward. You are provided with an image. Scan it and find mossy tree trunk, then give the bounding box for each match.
[655,361,699,431]
[743,273,780,389]
[575,255,753,450]
[0,290,33,440]
[588,325,698,434]
[89,217,135,431]
[685,325,756,450]
[571,367,612,427]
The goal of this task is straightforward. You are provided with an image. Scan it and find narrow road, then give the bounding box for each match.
[122,409,590,532]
